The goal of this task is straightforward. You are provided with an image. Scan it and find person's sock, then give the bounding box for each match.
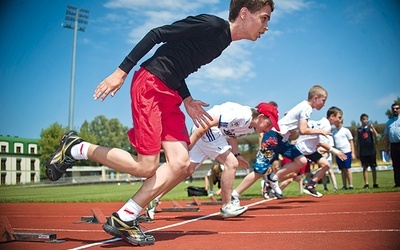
[231,189,240,199]
[117,198,142,221]
[70,142,91,160]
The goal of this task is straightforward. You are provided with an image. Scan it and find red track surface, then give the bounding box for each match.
[1,192,399,249]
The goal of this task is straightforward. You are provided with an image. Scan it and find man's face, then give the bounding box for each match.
[392,105,400,117]
[243,5,272,41]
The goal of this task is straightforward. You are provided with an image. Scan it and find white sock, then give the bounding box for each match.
[231,189,240,198]
[70,142,91,160]
[117,199,142,221]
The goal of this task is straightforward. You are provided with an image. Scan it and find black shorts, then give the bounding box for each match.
[305,151,323,164]
[360,154,377,168]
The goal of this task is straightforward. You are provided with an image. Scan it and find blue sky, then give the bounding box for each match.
[1,0,399,139]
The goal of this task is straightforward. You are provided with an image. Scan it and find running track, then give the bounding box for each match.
[1,192,399,249]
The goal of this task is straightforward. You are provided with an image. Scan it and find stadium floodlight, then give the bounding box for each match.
[62,5,89,130]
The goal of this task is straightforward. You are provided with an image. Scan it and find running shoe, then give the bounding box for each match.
[103,213,155,246]
[231,196,241,207]
[262,181,272,199]
[303,184,323,198]
[220,204,248,219]
[373,184,379,188]
[46,130,84,181]
[265,174,284,199]
[146,199,159,221]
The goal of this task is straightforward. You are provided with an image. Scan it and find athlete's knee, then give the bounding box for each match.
[136,155,160,178]
[168,156,190,174]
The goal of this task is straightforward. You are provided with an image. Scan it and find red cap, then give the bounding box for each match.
[257,102,280,131]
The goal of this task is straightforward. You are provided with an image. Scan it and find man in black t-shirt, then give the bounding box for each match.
[46,0,276,246]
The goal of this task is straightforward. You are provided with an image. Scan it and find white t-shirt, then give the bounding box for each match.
[277,100,313,141]
[295,117,331,155]
[195,102,255,142]
[333,127,353,153]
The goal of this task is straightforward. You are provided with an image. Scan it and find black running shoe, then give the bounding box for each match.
[46,130,84,181]
[303,184,323,198]
[103,213,155,246]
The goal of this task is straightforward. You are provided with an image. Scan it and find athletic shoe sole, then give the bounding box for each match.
[302,188,323,198]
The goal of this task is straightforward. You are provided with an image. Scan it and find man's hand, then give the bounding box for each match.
[183,97,213,129]
[94,68,127,101]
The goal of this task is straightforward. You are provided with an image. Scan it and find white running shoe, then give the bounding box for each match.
[220,204,248,219]
[265,174,284,199]
[231,197,241,207]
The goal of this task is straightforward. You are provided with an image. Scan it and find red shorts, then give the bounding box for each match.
[127,68,190,155]
[281,157,310,175]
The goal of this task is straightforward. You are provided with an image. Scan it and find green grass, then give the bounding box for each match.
[0,171,398,203]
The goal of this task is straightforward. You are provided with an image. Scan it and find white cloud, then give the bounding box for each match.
[376,93,400,107]
[104,0,218,12]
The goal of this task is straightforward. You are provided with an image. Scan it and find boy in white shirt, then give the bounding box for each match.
[333,118,356,190]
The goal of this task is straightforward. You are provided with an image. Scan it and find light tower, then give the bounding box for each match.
[62,5,89,130]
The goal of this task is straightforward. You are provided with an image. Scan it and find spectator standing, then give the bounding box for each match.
[356,114,379,189]
[384,103,400,187]
[333,120,355,190]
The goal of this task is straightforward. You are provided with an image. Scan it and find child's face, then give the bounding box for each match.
[361,116,369,126]
[312,95,327,110]
[330,113,343,128]
[256,115,273,133]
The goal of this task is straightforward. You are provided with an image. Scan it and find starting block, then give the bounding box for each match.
[161,200,199,212]
[0,216,63,243]
[80,207,107,224]
[187,196,221,206]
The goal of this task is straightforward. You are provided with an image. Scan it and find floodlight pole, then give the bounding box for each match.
[63,5,89,130]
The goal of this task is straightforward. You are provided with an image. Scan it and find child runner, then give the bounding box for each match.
[146,101,280,220]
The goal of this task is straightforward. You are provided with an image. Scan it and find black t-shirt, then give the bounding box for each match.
[357,126,376,156]
[119,14,232,99]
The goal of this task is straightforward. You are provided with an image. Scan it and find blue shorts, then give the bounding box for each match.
[336,152,352,170]
[254,130,303,175]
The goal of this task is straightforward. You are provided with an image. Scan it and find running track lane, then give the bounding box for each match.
[0,192,399,249]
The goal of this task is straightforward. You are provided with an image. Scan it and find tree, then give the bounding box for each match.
[88,115,131,151]
[385,97,400,119]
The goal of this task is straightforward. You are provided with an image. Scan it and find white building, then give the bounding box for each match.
[0,135,40,185]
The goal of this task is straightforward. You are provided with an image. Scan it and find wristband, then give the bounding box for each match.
[329,147,340,156]
[234,153,241,157]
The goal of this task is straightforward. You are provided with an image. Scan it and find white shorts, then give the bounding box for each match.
[189,134,232,169]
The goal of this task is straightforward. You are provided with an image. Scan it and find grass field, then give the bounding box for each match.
[0,171,399,203]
